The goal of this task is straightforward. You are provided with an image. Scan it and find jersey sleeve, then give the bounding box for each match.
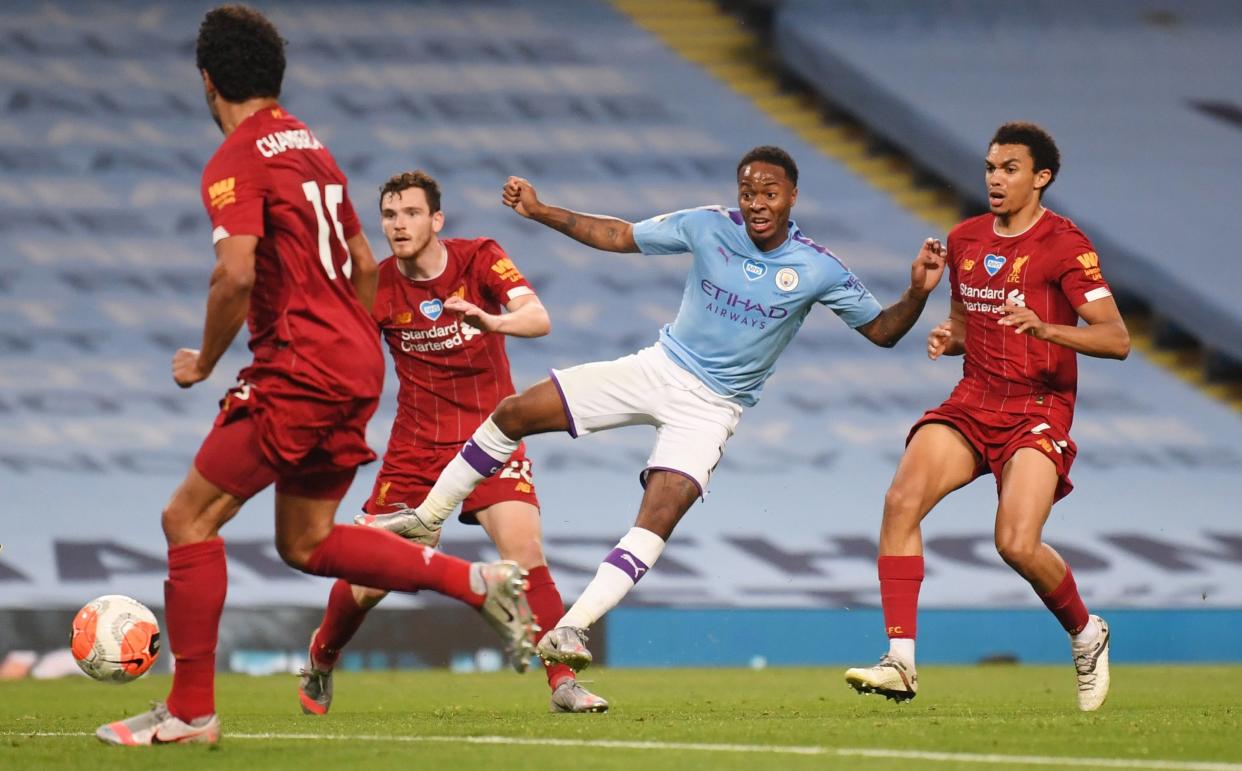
[818,270,883,328]
[474,239,535,307]
[632,207,723,255]
[201,142,266,245]
[1055,231,1113,307]
[947,232,963,303]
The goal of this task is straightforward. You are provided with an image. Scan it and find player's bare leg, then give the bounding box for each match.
[846,424,976,702]
[479,502,609,713]
[996,449,1109,710]
[366,379,569,540]
[97,468,242,745]
[540,471,698,673]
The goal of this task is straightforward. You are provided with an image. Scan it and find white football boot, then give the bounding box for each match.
[1072,615,1111,711]
[97,702,220,745]
[845,654,919,702]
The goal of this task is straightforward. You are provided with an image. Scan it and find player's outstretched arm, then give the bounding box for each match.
[502,176,639,253]
[857,237,948,348]
[444,293,551,338]
[998,295,1130,359]
[346,231,379,312]
[175,235,256,388]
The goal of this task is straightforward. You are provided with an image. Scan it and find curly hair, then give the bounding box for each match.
[379,170,442,213]
[195,5,286,102]
[736,145,798,186]
[990,122,1061,193]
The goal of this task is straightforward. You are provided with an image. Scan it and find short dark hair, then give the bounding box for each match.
[196,5,286,102]
[379,170,442,213]
[737,145,798,187]
[990,121,1060,193]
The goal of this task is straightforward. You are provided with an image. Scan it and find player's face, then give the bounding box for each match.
[737,161,797,250]
[985,143,1050,217]
[381,187,444,258]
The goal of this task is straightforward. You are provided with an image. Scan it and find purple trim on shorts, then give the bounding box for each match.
[460,438,505,478]
[604,548,650,583]
[548,369,579,438]
[639,466,704,500]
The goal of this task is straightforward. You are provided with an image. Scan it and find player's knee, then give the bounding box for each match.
[995,533,1039,569]
[160,497,207,545]
[497,536,545,571]
[274,532,317,571]
[492,395,525,436]
[883,484,921,521]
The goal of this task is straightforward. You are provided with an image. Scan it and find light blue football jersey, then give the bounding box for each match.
[632,206,882,407]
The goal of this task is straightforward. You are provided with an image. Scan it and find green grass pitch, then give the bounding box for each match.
[2,666,1240,770]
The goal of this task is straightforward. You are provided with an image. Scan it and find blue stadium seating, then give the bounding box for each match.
[775,0,1242,366]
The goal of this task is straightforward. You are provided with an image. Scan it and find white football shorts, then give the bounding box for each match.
[548,343,743,496]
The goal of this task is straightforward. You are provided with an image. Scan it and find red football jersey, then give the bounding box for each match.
[945,209,1113,426]
[199,105,383,400]
[373,238,535,452]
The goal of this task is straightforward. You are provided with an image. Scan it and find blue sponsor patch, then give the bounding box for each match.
[419,299,443,321]
[743,259,767,281]
[984,253,1007,276]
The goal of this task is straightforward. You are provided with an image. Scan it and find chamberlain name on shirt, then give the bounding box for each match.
[255,129,324,159]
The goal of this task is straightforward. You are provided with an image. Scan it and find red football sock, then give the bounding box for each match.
[525,565,575,689]
[165,538,227,722]
[304,525,482,607]
[311,580,370,670]
[879,555,924,639]
[1039,564,1090,634]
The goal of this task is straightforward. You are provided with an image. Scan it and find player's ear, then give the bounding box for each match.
[1033,168,1052,192]
[789,185,798,207]
[201,70,216,97]
[431,210,445,234]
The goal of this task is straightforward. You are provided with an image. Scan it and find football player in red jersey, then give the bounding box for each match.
[845,122,1130,711]
[97,6,535,747]
[297,171,608,714]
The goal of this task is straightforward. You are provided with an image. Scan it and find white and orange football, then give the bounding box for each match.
[70,595,161,683]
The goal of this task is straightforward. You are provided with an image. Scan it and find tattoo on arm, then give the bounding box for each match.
[539,206,637,252]
[861,289,930,348]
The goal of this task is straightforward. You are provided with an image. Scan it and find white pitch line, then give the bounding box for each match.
[7,731,1242,771]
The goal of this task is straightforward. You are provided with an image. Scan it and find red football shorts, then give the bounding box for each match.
[908,401,1078,501]
[195,378,378,501]
[362,441,539,524]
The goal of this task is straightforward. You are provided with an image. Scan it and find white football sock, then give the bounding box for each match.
[1072,616,1101,646]
[888,638,916,667]
[415,417,519,524]
[558,527,665,630]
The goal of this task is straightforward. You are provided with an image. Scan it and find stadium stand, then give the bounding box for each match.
[775,0,1242,372]
[1,0,1239,667]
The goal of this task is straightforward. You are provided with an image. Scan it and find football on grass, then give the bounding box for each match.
[70,595,161,683]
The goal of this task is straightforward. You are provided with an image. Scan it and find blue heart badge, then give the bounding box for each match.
[419,299,443,321]
[983,253,1007,276]
[743,259,768,281]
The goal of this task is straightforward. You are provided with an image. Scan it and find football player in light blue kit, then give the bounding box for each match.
[364,146,947,671]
